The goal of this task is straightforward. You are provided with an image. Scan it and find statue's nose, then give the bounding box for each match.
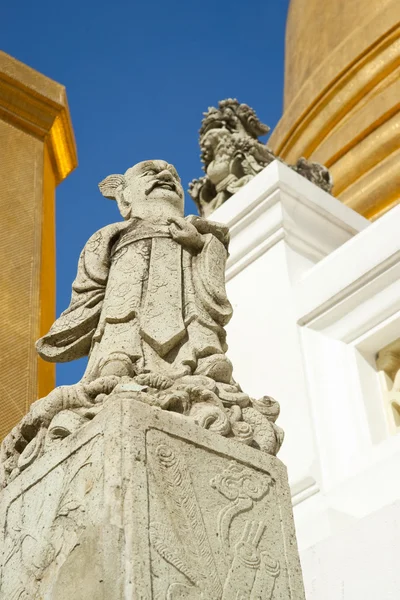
[158,169,173,181]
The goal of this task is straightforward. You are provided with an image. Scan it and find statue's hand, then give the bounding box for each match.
[167,217,204,254]
[188,177,205,201]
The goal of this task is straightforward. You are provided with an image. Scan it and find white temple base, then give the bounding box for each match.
[212,160,400,598]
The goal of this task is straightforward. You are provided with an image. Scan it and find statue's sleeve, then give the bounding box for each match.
[36,224,122,363]
[191,218,233,327]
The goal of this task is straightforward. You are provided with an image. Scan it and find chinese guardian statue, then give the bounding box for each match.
[0,160,283,487]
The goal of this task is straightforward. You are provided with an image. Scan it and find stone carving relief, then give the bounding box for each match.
[0,436,103,599]
[189,98,333,217]
[0,159,283,489]
[148,435,280,600]
[0,399,305,599]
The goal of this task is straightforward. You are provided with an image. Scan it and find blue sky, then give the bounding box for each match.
[2,0,289,385]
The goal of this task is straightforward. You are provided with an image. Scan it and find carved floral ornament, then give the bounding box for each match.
[189,98,333,217]
[0,159,283,488]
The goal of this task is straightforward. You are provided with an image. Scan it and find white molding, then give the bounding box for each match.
[210,163,400,560]
[292,480,320,507]
[213,161,368,282]
[296,205,400,334]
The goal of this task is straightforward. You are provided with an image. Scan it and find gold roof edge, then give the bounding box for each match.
[0,51,77,184]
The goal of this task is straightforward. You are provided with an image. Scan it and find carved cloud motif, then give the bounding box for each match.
[210,461,272,502]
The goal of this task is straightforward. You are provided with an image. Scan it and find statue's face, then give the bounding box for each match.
[201,129,228,164]
[124,160,184,218]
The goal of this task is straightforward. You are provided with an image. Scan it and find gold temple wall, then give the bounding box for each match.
[39,144,57,401]
[0,52,77,440]
[269,0,400,220]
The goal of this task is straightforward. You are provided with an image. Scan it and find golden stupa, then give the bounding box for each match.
[269,0,400,220]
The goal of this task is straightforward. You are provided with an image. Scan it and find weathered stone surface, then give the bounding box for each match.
[0,399,305,599]
[0,160,283,489]
[0,158,305,598]
[189,99,333,217]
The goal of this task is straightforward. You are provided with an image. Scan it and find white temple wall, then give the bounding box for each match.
[213,160,400,598]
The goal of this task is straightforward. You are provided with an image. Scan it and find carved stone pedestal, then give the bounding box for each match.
[0,398,305,599]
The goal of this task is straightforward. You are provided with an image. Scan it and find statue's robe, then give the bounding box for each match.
[36,216,233,380]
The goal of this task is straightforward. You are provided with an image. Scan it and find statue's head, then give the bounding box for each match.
[200,128,234,164]
[98,160,184,222]
[197,100,270,170]
[199,99,270,141]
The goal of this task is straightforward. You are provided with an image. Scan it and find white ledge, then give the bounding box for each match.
[212,161,368,281]
[296,205,400,335]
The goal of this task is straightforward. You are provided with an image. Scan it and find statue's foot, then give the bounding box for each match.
[83,375,122,400]
[98,352,136,378]
[134,372,174,390]
[195,355,233,384]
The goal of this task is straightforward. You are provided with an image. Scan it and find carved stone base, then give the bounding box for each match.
[0,398,305,599]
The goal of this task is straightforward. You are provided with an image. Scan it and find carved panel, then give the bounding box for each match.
[0,434,104,599]
[147,430,291,600]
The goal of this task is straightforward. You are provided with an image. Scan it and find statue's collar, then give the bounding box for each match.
[111,219,172,257]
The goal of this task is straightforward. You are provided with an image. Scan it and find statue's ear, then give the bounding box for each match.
[98,174,131,219]
[114,189,131,219]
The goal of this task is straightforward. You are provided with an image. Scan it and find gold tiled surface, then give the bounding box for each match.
[269,0,400,220]
[0,53,77,440]
[38,144,56,401]
[0,50,65,105]
[0,120,43,439]
[0,51,77,184]
[282,0,395,112]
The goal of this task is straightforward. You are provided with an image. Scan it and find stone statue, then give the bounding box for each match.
[0,159,283,488]
[189,98,333,217]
